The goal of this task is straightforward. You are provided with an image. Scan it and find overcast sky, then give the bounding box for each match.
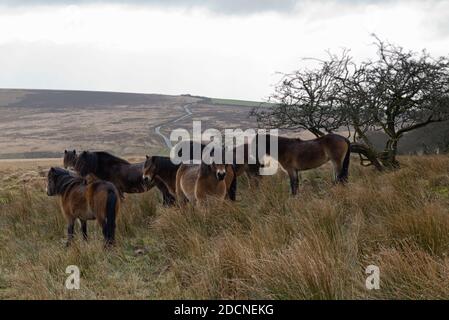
[1,0,448,100]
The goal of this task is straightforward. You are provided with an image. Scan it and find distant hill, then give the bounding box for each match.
[0,89,260,159]
[1,88,444,160]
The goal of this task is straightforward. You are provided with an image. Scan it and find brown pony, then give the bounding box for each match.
[46,167,120,247]
[255,133,350,195]
[232,142,262,179]
[74,151,175,205]
[144,154,237,203]
[176,161,234,205]
[142,155,180,203]
[63,150,78,169]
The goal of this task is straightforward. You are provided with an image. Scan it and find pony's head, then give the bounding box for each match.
[46,167,58,196]
[201,161,227,181]
[142,155,158,184]
[74,151,97,177]
[199,146,229,181]
[63,150,77,169]
[46,167,72,196]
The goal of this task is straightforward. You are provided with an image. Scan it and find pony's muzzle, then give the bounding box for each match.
[142,175,155,190]
[216,172,226,181]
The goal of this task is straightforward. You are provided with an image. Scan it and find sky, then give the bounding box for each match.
[1,0,449,101]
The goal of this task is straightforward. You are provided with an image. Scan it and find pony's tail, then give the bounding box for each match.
[338,139,351,183]
[104,190,117,246]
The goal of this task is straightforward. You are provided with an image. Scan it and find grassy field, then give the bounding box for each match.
[1,155,449,299]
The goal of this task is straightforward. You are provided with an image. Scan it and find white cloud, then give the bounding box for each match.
[0,1,448,100]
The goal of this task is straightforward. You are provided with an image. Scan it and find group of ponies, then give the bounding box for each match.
[47,133,350,248]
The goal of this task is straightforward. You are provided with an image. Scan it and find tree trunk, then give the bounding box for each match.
[382,137,400,169]
[350,123,383,171]
[350,142,383,171]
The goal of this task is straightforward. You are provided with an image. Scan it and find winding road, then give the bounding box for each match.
[154,103,194,149]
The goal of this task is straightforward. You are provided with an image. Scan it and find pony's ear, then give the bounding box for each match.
[73,150,76,155]
[146,155,150,160]
[49,167,55,173]
[64,150,67,154]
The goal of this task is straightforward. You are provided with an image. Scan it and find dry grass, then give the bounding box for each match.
[1,155,449,299]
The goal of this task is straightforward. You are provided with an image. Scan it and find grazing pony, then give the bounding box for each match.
[63,150,78,169]
[255,133,350,195]
[74,151,174,205]
[176,161,234,205]
[46,167,120,247]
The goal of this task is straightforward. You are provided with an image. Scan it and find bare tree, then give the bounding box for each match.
[358,37,449,167]
[252,36,449,169]
[252,51,351,137]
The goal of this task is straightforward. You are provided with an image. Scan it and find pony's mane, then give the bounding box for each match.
[51,168,84,195]
[153,156,179,172]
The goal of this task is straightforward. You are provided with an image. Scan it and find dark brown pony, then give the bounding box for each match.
[46,167,120,247]
[63,150,78,169]
[74,151,175,205]
[255,133,350,195]
[231,142,262,180]
[142,155,180,203]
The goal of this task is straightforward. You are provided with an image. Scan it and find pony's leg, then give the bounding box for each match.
[176,192,189,208]
[247,164,262,188]
[288,169,299,196]
[331,160,339,183]
[99,212,114,248]
[66,219,75,247]
[228,175,237,201]
[101,222,108,245]
[155,179,175,206]
[103,191,117,247]
[176,177,189,207]
[166,193,176,206]
[331,140,350,184]
[80,220,88,241]
[331,160,345,184]
[162,191,176,206]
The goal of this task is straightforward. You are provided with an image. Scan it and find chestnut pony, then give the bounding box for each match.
[46,167,120,247]
[255,133,350,195]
